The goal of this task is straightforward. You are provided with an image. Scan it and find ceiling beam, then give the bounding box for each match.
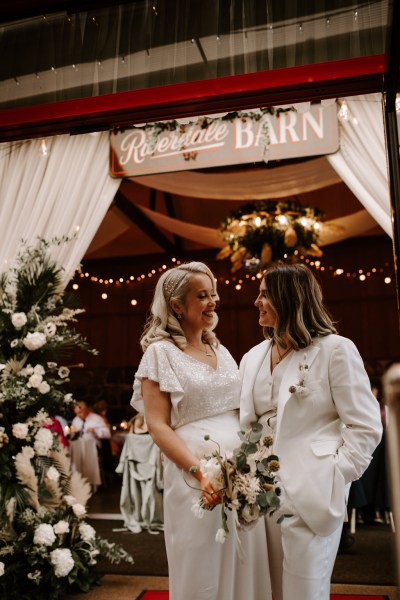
[114,190,178,255]
[164,191,183,253]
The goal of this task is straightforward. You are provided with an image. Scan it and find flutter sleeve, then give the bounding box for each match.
[130,342,185,424]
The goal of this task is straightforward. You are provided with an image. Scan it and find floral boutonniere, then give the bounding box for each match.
[288,353,309,395]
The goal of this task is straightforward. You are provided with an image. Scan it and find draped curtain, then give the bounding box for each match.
[0,132,120,282]
[327,93,392,237]
[0,1,389,110]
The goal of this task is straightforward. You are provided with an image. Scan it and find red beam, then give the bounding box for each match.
[0,54,386,141]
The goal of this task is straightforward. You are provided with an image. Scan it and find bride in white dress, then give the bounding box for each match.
[131,261,271,600]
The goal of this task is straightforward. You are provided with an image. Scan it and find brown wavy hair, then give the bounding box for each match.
[262,263,337,349]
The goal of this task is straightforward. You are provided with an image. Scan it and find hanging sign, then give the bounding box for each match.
[110,103,339,177]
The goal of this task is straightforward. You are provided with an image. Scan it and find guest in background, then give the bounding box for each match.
[240,263,383,600]
[92,399,118,483]
[46,416,68,448]
[352,380,390,525]
[71,400,111,448]
[131,261,271,600]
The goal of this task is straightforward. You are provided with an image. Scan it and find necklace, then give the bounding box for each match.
[274,342,293,364]
[187,342,213,357]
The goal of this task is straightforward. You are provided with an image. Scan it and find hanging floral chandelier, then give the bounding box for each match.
[217,199,324,273]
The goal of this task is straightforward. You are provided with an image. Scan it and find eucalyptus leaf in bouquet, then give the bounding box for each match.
[190,422,288,543]
[0,238,133,600]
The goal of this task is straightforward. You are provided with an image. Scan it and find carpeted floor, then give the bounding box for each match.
[137,593,389,600]
[90,518,396,586]
[62,575,398,600]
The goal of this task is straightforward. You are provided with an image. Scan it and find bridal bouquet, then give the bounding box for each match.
[190,422,284,542]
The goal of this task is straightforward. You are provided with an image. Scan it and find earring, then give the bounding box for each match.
[177,314,182,320]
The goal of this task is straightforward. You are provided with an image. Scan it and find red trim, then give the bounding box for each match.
[0,55,386,141]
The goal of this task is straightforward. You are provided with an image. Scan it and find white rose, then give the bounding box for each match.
[23,332,46,351]
[28,373,43,388]
[215,528,227,544]
[78,523,96,542]
[53,520,70,535]
[46,466,60,482]
[33,364,45,376]
[50,548,74,578]
[11,312,27,329]
[13,422,29,439]
[47,362,57,369]
[44,322,57,337]
[58,366,70,379]
[63,393,73,404]
[72,503,86,518]
[200,457,223,487]
[34,428,54,455]
[0,561,4,576]
[33,523,56,546]
[240,503,260,524]
[38,381,50,394]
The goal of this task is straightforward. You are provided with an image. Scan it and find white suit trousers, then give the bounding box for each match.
[265,513,342,600]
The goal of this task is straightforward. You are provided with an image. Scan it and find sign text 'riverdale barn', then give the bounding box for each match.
[110,104,339,177]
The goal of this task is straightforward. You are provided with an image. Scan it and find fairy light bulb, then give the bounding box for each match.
[338,101,349,121]
[40,139,48,156]
[277,215,288,225]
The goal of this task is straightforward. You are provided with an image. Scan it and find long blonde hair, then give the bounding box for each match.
[140,262,220,352]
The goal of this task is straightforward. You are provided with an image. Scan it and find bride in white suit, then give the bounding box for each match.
[240,263,382,600]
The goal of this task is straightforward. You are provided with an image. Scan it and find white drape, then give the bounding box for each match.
[327,94,392,237]
[0,132,120,282]
[135,203,377,249]
[131,156,341,200]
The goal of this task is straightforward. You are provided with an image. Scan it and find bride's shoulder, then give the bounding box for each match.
[144,339,179,359]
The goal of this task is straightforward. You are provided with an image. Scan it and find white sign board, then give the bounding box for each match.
[110,104,339,177]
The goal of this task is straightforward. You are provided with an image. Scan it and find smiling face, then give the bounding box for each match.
[254,279,277,329]
[173,273,218,333]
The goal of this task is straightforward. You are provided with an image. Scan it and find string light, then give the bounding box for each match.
[338,101,349,121]
[40,139,49,156]
[70,253,395,307]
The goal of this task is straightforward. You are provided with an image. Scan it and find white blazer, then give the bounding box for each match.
[240,334,383,537]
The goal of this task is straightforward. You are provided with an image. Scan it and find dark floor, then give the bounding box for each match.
[88,480,397,586]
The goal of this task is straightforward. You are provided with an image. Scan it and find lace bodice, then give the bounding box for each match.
[131,340,240,429]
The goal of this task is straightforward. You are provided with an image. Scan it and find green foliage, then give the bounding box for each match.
[0,238,133,599]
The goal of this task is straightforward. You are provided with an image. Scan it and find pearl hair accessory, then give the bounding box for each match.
[163,272,188,299]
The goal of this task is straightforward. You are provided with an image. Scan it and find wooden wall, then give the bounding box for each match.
[67,235,400,421]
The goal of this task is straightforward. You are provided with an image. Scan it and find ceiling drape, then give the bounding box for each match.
[131,156,341,200]
[0,132,120,282]
[327,93,392,237]
[136,204,377,248]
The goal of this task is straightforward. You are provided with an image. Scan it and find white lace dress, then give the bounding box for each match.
[132,340,271,600]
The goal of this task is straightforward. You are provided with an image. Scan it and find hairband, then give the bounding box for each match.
[163,271,188,299]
